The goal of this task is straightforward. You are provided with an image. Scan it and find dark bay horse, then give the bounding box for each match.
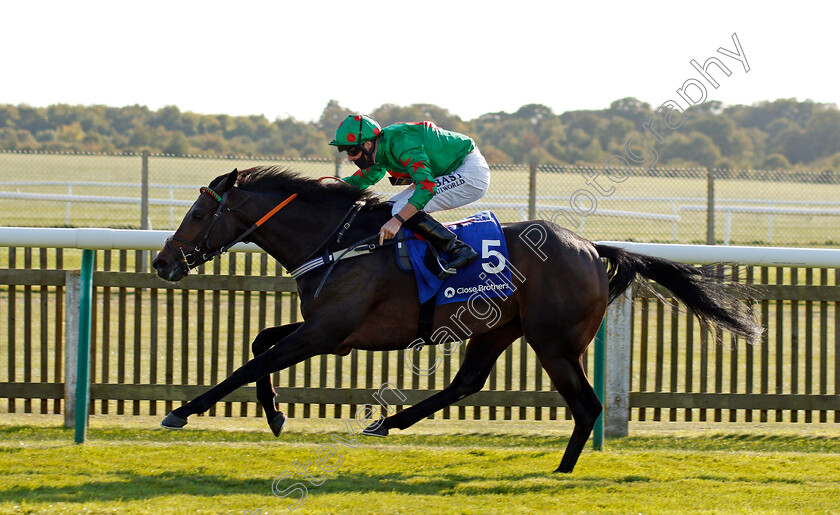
[152,166,761,473]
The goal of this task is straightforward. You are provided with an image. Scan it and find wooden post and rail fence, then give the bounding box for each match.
[1,229,839,444]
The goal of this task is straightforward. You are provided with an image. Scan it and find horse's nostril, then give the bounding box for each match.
[152,258,166,271]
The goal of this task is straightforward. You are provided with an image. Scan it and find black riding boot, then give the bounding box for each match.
[404,211,478,273]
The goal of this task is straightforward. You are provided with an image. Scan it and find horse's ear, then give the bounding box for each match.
[222,169,239,191]
[208,169,239,192]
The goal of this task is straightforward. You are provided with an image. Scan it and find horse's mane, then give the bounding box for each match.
[234,166,386,211]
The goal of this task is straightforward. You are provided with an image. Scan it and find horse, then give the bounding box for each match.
[152,166,761,473]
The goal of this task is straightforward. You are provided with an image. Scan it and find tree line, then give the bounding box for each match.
[1,98,839,171]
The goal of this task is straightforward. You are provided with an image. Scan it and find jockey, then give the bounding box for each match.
[330,114,490,272]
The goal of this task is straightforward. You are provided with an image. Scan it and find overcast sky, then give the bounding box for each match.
[3,1,836,122]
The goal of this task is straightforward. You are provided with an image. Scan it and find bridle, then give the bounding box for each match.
[165,179,383,294]
[164,186,297,276]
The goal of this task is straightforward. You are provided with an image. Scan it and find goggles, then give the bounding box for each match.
[339,145,362,157]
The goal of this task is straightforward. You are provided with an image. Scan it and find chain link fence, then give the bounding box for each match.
[1,150,838,247]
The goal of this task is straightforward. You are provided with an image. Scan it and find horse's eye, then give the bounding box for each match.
[192,211,205,220]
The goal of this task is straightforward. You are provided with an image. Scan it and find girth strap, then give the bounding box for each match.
[417,297,437,346]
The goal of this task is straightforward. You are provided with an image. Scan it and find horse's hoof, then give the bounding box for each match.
[161,411,188,429]
[269,412,287,437]
[362,418,389,437]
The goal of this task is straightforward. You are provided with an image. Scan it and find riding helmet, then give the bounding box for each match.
[329,114,381,149]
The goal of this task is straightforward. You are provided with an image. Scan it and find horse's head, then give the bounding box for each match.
[152,169,250,282]
[154,165,385,282]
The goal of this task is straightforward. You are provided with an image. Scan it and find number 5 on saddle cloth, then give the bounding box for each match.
[398,211,515,306]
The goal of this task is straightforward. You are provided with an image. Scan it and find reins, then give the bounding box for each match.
[229,191,298,250]
[287,201,364,271]
[284,202,399,298]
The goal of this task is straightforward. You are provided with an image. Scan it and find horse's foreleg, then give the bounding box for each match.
[162,326,327,429]
[370,322,520,435]
[251,323,304,435]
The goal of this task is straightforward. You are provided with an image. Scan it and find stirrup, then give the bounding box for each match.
[435,258,456,280]
[430,248,456,279]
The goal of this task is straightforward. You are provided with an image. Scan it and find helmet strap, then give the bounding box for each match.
[355,115,377,164]
[361,138,377,164]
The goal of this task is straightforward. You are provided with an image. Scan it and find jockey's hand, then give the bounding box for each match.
[379,217,403,245]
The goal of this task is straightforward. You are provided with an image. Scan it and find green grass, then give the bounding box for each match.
[2,416,840,514]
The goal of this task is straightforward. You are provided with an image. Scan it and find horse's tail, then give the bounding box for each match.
[594,244,762,341]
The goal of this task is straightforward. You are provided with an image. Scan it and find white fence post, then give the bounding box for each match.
[65,184,72,225]
[64,270,81,428]
[605,287,632,437]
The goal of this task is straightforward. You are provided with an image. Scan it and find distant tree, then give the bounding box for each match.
[771,128,809,164]
[17,105,49,133]
[692,100,725,116]
[691,115,738,156]
[567,128,590,148]
[227,116,260,140]
[606,97,651,127]
[372,103,426,126]
[730,98,825,130]
[764,117,800,140]
[318,99,352,139]
[57,122,85,146]
[82,131,114,152]
[163,132,190,155]
[0,105,20,128]
[34,129,56,143]
[564,112,606,136]
[601,117,635,148]
[197,115,223,134]
[6,129,37,149]
[478,145,511,163]
[46,104,84,128]
[742,127,767,165]
[714,157,737,170]
[194,133,226,154]
[128,125,154,149]
[539,119,568,163]
[526,146,556,165]
[181,112,201,137]
[661,132,721,167]
[79,107,110,134]
[106,105,150,133]
[474,111,510,124]
[153,105,186,133]
[414,104,467,132]
[513,104,554,125]
[685,132,723,167]
[760,153,791,169]
[582,139,606,164]
[371,103,466,132]
[805,109,840,159]
[3,97,840,170]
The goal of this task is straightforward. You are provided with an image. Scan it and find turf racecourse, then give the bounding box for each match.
[1,415,839,514]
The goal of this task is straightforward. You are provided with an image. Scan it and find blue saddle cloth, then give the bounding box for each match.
[403,211,514,305]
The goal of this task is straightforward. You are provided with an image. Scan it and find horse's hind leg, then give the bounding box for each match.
[371,321,521,435]
[251,323,303,436]
[533,347,602,473]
